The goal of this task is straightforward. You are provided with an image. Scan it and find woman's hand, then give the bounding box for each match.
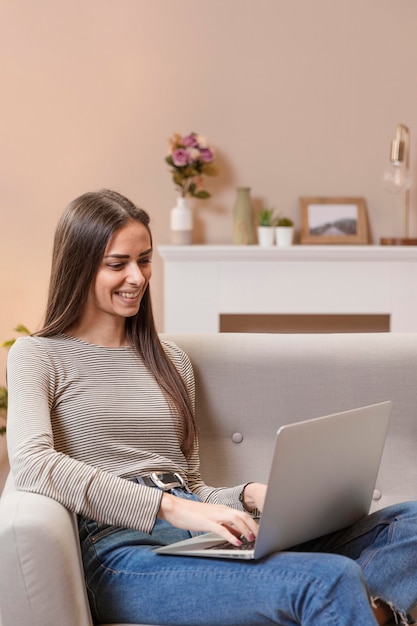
[241,482,267,513]
[158,493,259,546]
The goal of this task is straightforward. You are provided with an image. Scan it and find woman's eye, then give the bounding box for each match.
[107,263,124,270]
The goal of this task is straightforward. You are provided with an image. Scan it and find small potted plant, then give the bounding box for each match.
[275,215,294,247]
[257,207,276,247]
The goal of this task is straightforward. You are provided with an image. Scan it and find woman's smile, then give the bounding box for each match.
[115,290,141,301]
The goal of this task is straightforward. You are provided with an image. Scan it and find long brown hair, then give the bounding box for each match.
[36,189,196,456]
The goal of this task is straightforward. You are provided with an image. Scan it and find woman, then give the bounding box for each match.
[6,189,417,625]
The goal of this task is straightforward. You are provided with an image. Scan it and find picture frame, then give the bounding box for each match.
[300,197,369,245]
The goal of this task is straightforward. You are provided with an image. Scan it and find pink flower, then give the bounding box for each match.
[166,131,217,198]
[172,148,189,167]
[181,134,199,148]
[187,147,200,162]
[200,148,214,163]
[196,134,208,148]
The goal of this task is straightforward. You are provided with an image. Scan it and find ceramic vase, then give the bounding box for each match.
[170,196,192,245]
[233,187,255,245]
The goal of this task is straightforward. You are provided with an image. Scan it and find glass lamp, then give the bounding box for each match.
[380,124,416,245]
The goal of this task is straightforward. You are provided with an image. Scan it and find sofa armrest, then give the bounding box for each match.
[0,473,93,626]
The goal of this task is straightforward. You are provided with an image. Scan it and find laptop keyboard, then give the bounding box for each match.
[206,537,256,551]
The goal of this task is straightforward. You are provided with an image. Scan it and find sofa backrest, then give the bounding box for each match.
[163,333,417,511]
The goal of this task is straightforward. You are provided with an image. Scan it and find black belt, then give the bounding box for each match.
[132,472,189,492]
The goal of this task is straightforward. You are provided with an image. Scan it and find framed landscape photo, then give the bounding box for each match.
[300,197,369,245]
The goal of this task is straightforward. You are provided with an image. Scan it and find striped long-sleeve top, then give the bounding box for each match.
[6,334,246,534]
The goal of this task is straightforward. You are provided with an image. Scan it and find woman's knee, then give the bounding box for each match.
[279,553,374,624]
[337,555,367,584]
[275,552,367,597]
[318,553,368,593]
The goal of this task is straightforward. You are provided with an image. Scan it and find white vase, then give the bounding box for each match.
[257,226,275,247]
[170,196,193,245]
[275,226,294,247]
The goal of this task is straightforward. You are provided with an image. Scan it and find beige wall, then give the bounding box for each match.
[1,0,417,384]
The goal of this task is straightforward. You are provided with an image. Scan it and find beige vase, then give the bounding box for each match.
[233,187,255,245]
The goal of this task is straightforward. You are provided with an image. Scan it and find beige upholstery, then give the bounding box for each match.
[1,332,417,625]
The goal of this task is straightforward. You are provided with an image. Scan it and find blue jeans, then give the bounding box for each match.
[78,490,417,625]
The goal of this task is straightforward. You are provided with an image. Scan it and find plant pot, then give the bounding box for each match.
[170,197,193,245]
[275,226,294,247]
[257,226,275,247]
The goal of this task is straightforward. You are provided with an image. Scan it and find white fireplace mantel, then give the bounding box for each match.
[158,245,417,333]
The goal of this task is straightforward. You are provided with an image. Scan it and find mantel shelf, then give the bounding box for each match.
[158,244,417,263]
[158,244,417,333]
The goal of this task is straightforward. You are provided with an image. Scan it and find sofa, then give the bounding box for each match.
[1,331,417,626]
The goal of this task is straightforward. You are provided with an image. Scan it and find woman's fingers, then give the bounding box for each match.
[207,513,258,546]
[158,494,259,545]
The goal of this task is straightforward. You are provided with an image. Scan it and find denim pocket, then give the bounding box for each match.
[91,524,118,543]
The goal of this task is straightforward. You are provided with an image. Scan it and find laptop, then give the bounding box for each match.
[155,401,392,560]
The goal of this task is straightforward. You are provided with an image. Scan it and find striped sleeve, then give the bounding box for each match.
[7,337,163,533]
